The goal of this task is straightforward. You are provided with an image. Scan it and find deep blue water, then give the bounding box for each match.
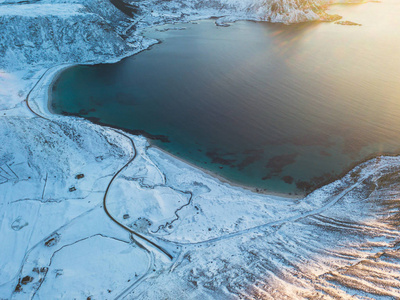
[51,2,400,195]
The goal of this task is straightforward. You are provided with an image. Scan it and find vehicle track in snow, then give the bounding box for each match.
[102,128,175,260]
[24,65,389,299]
[25,67,374,252]
[172,174,372,247]
[24,67,175,258]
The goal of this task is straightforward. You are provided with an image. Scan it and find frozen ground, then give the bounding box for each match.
[1,0,400,299]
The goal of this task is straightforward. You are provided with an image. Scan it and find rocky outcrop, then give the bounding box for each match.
[0,3,135,70]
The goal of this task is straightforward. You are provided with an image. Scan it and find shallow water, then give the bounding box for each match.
[51,1,400,195]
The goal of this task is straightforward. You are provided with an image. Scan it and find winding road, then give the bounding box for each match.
[21,66,386,299]
[25,67,375,251]
[24,67,175,260]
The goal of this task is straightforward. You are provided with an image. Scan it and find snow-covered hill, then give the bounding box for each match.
[0,1,139,70]
[2,0,400,299]
[0,0,347,71]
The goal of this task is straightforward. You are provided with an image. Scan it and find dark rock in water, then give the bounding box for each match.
[262,174,272,181]
[295,180,313,193]
[215,22,230,27]
[282,175,294,184]
[75,173,84,179]
[85,116,101,123]
[265,153,298,175]
[206,151,236,166]
[84,116,172,143]
[237,149,264,171]
[295,172,334,194]
[335,20,362,26]
[320,13,342,22]
[78,108,95,115]
[52,19,400,196]
[21,276,33,285]
[123,214,130,219]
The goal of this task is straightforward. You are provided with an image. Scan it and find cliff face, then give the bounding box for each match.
[135,0,328,24]
[3,1,398,299]
[0,3,134,70]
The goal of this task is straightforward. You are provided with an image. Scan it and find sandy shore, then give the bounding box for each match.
[45,59,302,200]
[46,61,400,202]
[46,65,75,115]
[149,144,303,199]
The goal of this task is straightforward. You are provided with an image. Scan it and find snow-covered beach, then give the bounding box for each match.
[2,0,400,298]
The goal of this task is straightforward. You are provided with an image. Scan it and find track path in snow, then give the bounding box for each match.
[23,66,175,263]
[174,174,372,247]
[24,65,384,299]
[25,66,374,252]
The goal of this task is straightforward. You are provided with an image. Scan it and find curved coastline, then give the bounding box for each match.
[6,1,400,297]
[48,63,400,201]
[46,48,400,201]
[46,62,302,199]
[19,60,400,299]
[27,63,178,262]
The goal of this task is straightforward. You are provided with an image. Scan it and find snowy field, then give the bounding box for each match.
[1,0,400,299]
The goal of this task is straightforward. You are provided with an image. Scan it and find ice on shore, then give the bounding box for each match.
[1,0,400,299]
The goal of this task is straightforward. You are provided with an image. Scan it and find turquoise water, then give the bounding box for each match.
[51,1,400,195]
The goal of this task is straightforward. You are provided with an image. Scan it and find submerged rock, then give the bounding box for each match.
[335,20,362,26]
[320,13,342,22]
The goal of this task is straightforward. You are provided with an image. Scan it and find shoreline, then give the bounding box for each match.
[46,58,400,204]
[47,62,302,200]
[147,144,400,200]
[149,144,304,199]
[43,11,395,202]
[47,64,75,115]
[3,1,400,297]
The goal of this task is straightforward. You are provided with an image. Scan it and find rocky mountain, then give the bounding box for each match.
[2,0,398,299]
[0,0,347,71]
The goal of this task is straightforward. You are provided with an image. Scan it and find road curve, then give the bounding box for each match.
[24,67,174,260]
[102,129,174,260]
